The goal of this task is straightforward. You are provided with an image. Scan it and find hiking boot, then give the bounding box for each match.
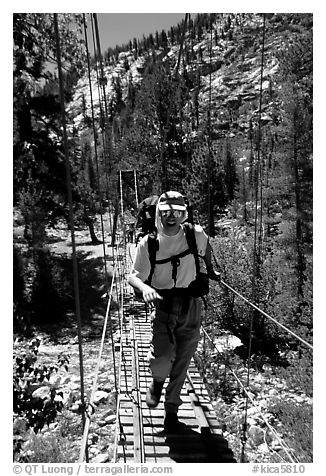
[164,412,187,434]
[146,380,164,408]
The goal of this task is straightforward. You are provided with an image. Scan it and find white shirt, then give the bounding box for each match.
[129,224,208,290]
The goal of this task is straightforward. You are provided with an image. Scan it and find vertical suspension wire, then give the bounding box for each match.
[116,172,126,330]
[91,12,113,185]
[252,14,266,279]
[93,14,110,120]
[113,237,129,462]
[89,13,116,253]
[206,15,213,236]
[96,10,123,389]
[134,169,139,209]
[119,170,126,251]
[53,13,88,457]
[240,13,266,463]
[83,14,119,395]
[113,279,127,463]
[257,14,266,260]
[83,15,125,452]
[113,224,139,462]
[82,14,111,290]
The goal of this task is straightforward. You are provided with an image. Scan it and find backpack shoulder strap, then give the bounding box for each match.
[146,231,158,286]
[146,225,200,287]
[184,223,200,276]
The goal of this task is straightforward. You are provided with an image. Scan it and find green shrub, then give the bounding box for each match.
[209,229,312,357]
[279,349,313,397]
[268,400,312,462]
[13,338,69,460]
[16,428,79,463]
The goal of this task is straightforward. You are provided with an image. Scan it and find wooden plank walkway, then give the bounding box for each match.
[112,244,236,463]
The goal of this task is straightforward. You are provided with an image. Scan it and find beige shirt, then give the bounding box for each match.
[129,224,208,290]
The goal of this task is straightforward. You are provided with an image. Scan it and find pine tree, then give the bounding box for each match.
[224,138,238,201]
[160,30,168,49]
[275,29,313,298]
[13,13,86,236]
[184,139,228,229]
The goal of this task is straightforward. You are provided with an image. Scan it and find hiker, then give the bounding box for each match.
[128,190,221,433]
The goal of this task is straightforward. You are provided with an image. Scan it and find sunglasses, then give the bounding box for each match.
[160,209,184,218]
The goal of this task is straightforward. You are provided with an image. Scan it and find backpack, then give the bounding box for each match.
[135,195,159,243]
[146,223,209,298]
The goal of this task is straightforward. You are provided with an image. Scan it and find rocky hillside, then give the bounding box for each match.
[68,13,312,141]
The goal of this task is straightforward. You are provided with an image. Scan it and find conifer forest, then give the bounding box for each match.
[13,13,313,464]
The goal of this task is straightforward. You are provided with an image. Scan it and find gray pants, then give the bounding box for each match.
[148,294,201,414]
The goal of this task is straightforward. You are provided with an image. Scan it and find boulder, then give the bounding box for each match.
[104,414,116,425]
[248,425,265,446]
[70,403,81,413]
[32,386,50,400]
[102,409,114,419]
[92,453,110,463]
[93,390,110,405]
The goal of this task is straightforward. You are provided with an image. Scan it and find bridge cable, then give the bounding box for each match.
[113,278,128,463]
[241,14,266,462]
[53,13,88,460]
[93,9,134,440]
[89,14,117,250]
[93,15,128,394]
[206,14,214,236]
[78,14,128,461]
[119,170,127,252]
[84,12,120,392]
[78,267,117,462]
[200,326,297,463]
[82,13,112,289]
[134,170,139,209]
[216,276,313,350]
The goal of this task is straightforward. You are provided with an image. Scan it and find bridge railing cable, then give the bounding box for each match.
[197,244,312,462]
[78,228,127,463]
[210,243,312,351]
[199,326,298,463]
[219,279,313,351]
[78,266,117,463]
[112,237,141,462]
[77,216,127,463]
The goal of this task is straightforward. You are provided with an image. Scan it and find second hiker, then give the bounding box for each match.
[128,190,221,433]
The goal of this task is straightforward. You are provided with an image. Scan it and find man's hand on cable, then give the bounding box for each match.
[142,284,163,304]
